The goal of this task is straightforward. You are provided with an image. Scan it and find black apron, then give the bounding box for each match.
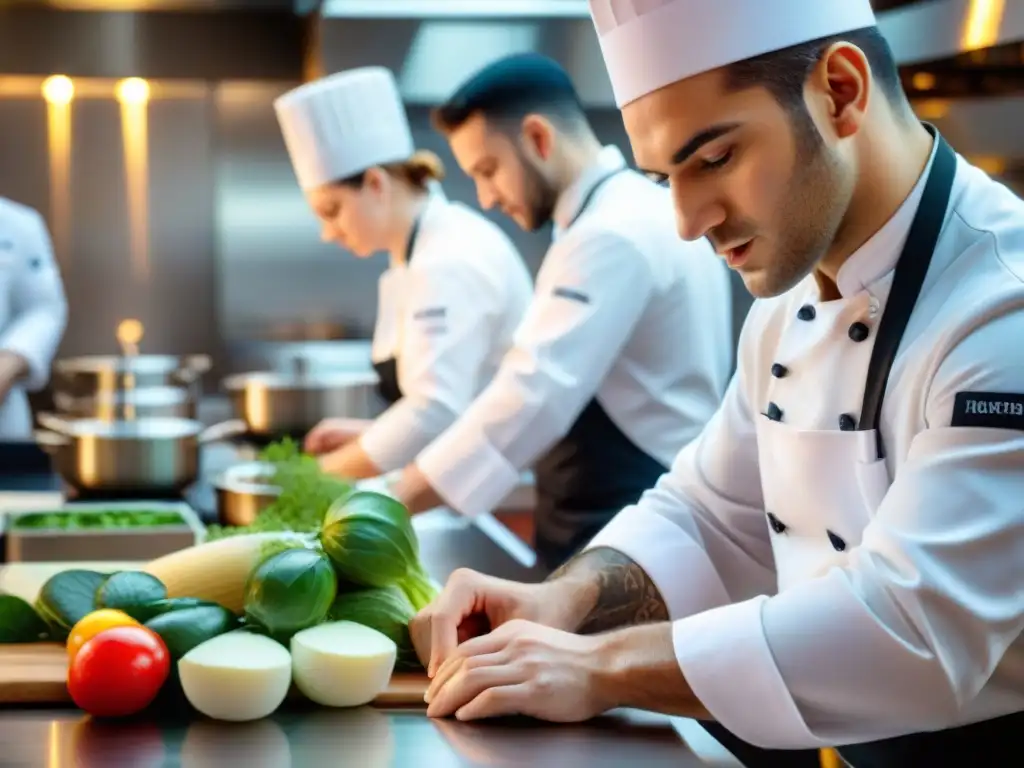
[703,126,1024,768]
[372,215,424,406]
[532,168,669,570]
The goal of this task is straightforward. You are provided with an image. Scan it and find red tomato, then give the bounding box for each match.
[67,625,171,718]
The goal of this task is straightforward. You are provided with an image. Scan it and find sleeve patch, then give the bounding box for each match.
[553,287,590,304]
[413,307,446,320]
[951,392,1024,429]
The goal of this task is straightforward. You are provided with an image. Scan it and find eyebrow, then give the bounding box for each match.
[671,122,742,165]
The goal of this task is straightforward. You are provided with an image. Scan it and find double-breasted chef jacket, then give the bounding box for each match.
[0,198,68,439]
[415,145,735,568]
[586,130,1024,758]
[360,188,533,472]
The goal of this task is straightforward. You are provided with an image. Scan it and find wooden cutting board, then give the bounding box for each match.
[0,644,429,707]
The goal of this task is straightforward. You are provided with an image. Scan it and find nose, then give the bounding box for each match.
[671,182,726,242]
[475,182,497,211]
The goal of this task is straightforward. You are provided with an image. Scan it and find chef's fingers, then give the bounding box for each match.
[426,575,483,677]
[426,655,519,718]
[425,648,507,705]
[303,424,332,453]
[408,611,433,669]
[454,683,531,721]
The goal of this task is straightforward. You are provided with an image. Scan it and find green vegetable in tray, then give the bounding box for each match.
[34,569,109,640]
[319,490,438,611]
[11,509,185,530]
[327,585,420,670]
[244,548,337,641]
[144,604,238,658]
[129,597,224,624]
[94,571,168,620]
[0,594,51,643]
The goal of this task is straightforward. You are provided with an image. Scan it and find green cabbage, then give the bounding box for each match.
[244,548,337,641]
[318,491,437,610]
[328,586,421,670]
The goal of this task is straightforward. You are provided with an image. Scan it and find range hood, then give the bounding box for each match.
[316,0,1024,106]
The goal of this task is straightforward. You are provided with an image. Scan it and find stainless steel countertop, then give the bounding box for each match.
[0,706,715,767]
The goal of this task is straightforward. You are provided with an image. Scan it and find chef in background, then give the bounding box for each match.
[274,68,533,480]
[411,1,1024,765]
[387,54,734,570]
[0,197,68,439]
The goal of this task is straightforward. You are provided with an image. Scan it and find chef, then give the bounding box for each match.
[386,53,734,571]
[408,1,1024,766]
[274,67,534,480]
[0,198,68,439]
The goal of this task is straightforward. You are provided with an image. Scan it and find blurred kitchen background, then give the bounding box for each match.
[1,0,1023,412]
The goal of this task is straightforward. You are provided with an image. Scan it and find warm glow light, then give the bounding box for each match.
[116,77,150,105]
[116,318,145,348]
[911,72,936,91]
[962,0,1005,51]
[914,99,950,121]
[41,75,74,105]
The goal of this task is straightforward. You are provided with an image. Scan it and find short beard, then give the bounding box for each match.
[743,113,854,298]
[516,148,560,232]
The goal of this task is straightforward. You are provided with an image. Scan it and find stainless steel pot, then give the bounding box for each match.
[52,386,196,421]
[53,355,211,397]
[212,461,280,527]
[222,365,384,436]
[34,414,247,493]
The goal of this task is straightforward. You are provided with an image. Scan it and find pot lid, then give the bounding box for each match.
[55,354,210,374]
[40,415,205,439]
[222,370,379,391]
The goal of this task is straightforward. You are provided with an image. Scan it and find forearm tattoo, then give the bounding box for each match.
[547,546,669,634]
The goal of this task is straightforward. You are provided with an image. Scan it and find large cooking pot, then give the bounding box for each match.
[222,366,385,436]
[34,414,246,493]
[53,355,211,398]
[212,461,280,527]
[53,386,196,421]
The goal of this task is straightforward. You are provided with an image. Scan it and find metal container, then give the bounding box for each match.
[212,461,280,527]
[3,501,204,563]
[222,364,384,436]
[34,414,247,493]
[52,354,211,398]
[52,386,196,421]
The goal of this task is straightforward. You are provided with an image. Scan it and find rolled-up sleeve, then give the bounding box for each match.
[360,260,498,472]
[671,305,1024,749]
[415,233,654,518]
[0,209,68,390]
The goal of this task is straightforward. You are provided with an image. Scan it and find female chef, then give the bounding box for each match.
[273,67,533,480]
[0,198,68,439]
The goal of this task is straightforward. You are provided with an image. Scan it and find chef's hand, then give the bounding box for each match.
[410,568,555,678]
[424,619,610,722]
[303,418,361,455]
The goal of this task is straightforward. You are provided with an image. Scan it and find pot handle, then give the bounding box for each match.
[34,429,70,453]
[36,411,74,435]
[197,419,249,445]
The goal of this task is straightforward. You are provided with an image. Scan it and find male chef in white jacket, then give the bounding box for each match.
[0,198,67,439]
[410,2,1024,766]
[388,53,734,571]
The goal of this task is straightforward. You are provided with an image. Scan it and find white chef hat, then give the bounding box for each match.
[274,67,415,191]
[588,0,877,107]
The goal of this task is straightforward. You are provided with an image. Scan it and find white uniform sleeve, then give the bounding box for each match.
[0,210,68,390]
[669,305,1024,749]
[586,304,778,617]
[415,233,655,518]
[358,260,495,472]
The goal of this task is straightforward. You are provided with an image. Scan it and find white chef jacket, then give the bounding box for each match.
[587,142,1024,748]
[358,190,533,471]
[0,199,68,439]
[415,146,735,518]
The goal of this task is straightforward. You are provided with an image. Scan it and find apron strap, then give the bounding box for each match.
[858,128,958,459]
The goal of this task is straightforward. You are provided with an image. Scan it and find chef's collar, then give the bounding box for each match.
[551,145,627,239]
[834,134,941,298]
[391,184,448,269]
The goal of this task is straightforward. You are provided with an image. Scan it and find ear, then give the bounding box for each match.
[519,114,555,161]
[808,42,871,140]
[363,167,389,196]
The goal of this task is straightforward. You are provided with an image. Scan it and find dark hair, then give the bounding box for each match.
[432,53,588,135]
[725,26,911,139]
[335,149,445,190]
